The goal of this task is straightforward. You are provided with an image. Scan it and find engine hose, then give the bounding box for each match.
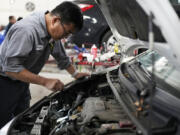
[49,122,64,135]
[49,125,60,135]
[54,125,78,135]
[68,99,85,116]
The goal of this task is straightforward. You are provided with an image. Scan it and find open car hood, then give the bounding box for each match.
[96,0,180,70]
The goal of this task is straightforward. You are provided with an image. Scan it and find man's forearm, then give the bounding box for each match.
[6,69,65,91]
[5,69,47,85]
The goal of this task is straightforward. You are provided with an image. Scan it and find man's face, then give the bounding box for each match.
[10,17,16,24]
[50,17,75,40]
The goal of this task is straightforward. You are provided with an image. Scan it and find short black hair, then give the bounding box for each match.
[9,16,15,21]
[17,17,23,21]
[51,1,83,32]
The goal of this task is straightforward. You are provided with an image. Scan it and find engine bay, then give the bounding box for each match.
[6,64,180,135]
[8,72,136,135]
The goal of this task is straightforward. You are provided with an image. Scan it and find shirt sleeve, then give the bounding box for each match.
[2,26,33,73]
[51,40,71,70]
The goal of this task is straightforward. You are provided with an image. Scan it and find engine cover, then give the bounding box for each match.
[81,97,128,123]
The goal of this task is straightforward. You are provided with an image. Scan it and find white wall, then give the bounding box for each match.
[0,0,73,25]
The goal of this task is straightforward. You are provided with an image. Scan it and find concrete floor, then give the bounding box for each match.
[29,64,74,106]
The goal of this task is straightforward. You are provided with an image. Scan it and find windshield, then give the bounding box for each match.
[138,51,180,98]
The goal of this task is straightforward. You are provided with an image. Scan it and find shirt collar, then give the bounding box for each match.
[39,11,51,39]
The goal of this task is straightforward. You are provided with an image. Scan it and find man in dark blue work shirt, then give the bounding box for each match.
[0,2,89,128]
[4,15,16,36]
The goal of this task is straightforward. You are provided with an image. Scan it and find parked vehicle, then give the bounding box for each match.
[68,0,116,48]
[1,0,180,135]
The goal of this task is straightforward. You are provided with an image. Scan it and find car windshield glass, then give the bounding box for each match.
[137,51,180,98]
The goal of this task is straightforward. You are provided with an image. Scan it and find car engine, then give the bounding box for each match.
[8,74,136,135]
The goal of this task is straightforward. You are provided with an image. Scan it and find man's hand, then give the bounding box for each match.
[6,69,64,92]
[66,64,90,79]
[74,72,90,79]
[43,78,64,91]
